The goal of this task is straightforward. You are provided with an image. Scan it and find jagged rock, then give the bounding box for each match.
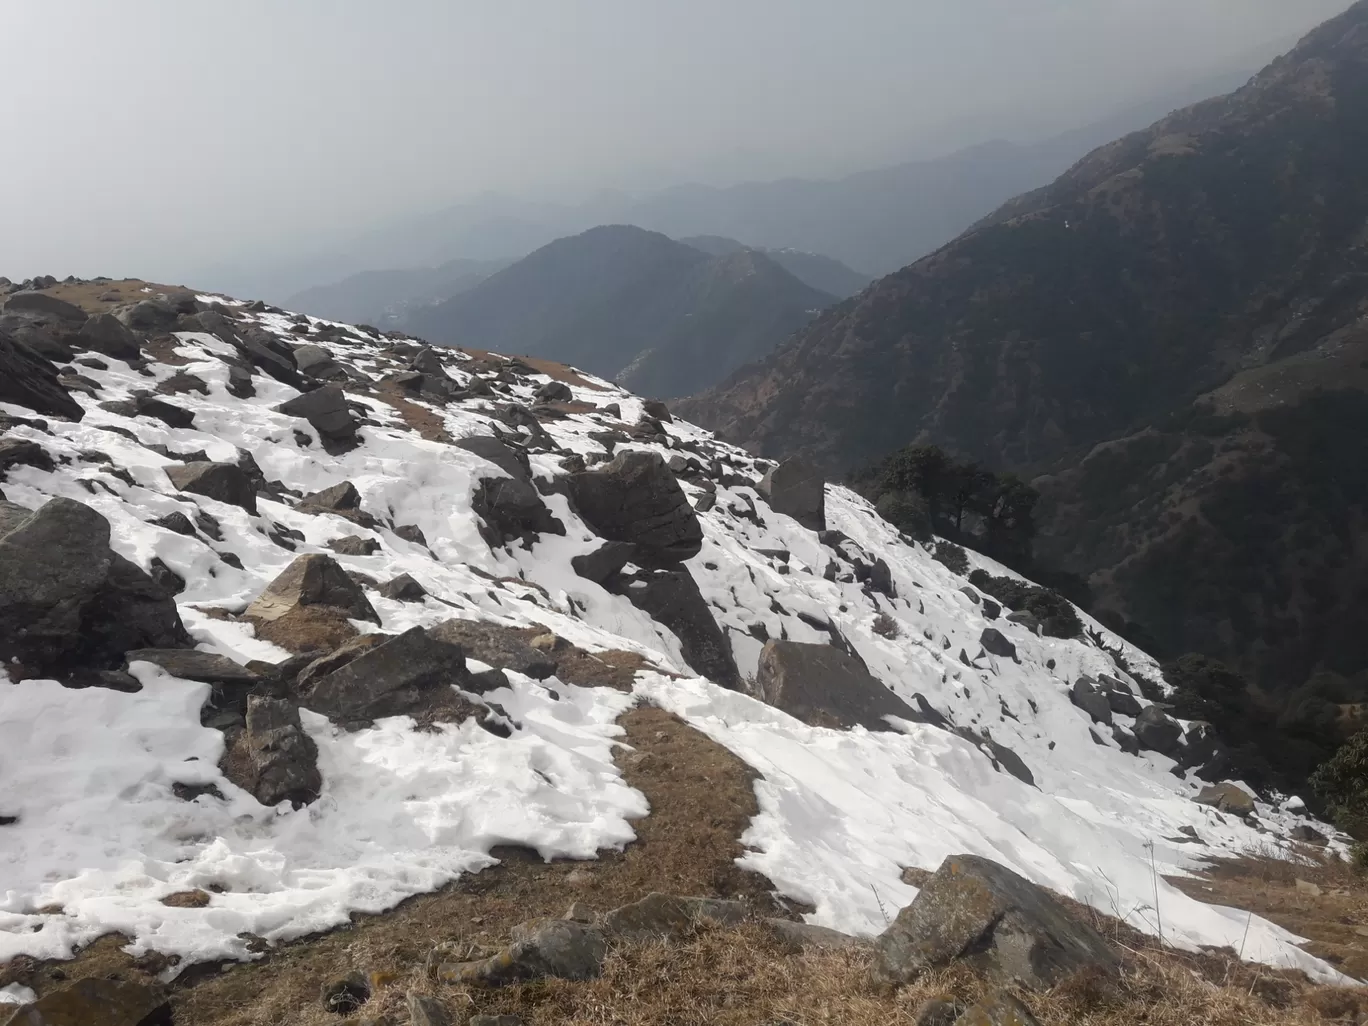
[429,619,556,679]
[979,628,1016,659]
[328,535,380,556]
[276,384,359,448]
[150,510,196,536]
[0,330,85,420]
[956,991,1043,1026]
[301,480,362,511]
[535,380,573,403]
[407,992,453,1026]
[0,438,54,474]
[439,918,606,987]
[300,626,470,722]
[610,567,740,688]
[78,312,141,360]
[763,919,871,953]
[2,977,171,1026]
[165,461,258,514]
[1133,706,1183,756]
[455,435,530,481]
[293,343,347,381]
[3,291,86,322]
[380,574,426,601]
[471,477,564,548]
[1111,725,1141,755]
[0,497,189,676]
[570,540,637,583]
[568,450,702,566]
[873,854,1118,989]
[972,734,1036,787]
[757,457,825,531]
[246,553,380,624]
[1069,678,1113,726]
[1100,678,1143,716]
[1291,824,1328,845]
[1196,782,1256,815]
[601,893,747,942]
[125,648,257,685]
[220,696,322,808]
[757,639,920,730]
[642,398,673,422]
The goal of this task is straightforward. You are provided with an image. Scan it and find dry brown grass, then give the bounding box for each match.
[371,383,454,443]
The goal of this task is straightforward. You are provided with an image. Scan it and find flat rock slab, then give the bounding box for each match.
[429,618,556,680]
[758,639,919,731]
[2,977,171,1025]
[301,625,469,722]
[125,648,257,685]
[165,461,257,515]
[600,892,747,942]
[873,854,1118,990]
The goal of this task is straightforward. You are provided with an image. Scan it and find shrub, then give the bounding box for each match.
[875,491,932,542]
[932,541,969,577]
[1311,729,1368,838]
[967,569,1083,639]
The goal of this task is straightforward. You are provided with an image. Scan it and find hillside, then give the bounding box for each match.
[283,257,509,328]
[0,276,1353,1020]
[680,235,873,298]
[681,2,1368,705]
[407,226,836,398]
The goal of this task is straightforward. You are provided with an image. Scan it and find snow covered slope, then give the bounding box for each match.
[0,286,1344,984]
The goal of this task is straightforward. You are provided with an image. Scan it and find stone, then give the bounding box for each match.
[1111,725,1141,755]
[1177,721,1221,769]
[0,438,54,474]
[219,695,322,808]
[763,919,871,953]
[1,977,171,1025]
[979,628,1016,660]
[300,626,469,722]
[294,634,393,692]
[1069,678,1113,726]
[912,997,963,1026]
[276,384,358,447]
[1133,706,1183,756]
[115,298,178,332]
[442,918,606,987]
[609,567,740,688]
[379,574,426,601]
[147,557,185,595]
[1100,679,1143,717]
[301,480,362,510]
[226,364,255,398]
[0,330,84,421]
[0,498,189,676]
[406,991,452,1026]
[165,461,258,515]
[246,553,379,624]
[869,557,895,598]
[76,312,141,361]
[150,511,196,536]
[1005,611,1040,633]
[125,648,257,685]
[3,291,86,322]
[570,540,637,583]
[1195,782,1256,815]
[956,991,1043,1026]
[394,523,427,546]
[757,640,920,731]
[471,476,564,548]
[1291,824,1328,845]
[328,535,381,556]
[99,394,195,429]
[601,893,747,942]
[293,343,347,381]
[1295,878,1322,897]
[756,457,825,531]
[641,398,673,422]
[873,853,1118,989]
[455,435,530,481]
[468,1016,523,1026]
[569,450,702,566]
[534,380,573,402]
[429,619,556,679]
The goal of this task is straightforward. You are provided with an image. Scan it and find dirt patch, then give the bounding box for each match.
[247,607,360,655]
[372,383,452,443]
[454,345,610,392]
[551,647,666,693]
[141,334,193,366]
[35,279,198,317]
[534,399,600,420]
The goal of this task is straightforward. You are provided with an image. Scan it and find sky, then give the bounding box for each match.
[0,0,1352,283]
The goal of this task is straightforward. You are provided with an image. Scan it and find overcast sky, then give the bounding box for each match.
[0,0,1351,282]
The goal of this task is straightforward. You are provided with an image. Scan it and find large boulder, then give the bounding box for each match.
[757,639,919,730]
[1069,678,1113,726]
[873,854,1119,989]
[299,480,362,511]
[165,461,258,515]
[292,343,347,381]
[1133,706,1183,756]
[246,553,379,624]
[77,312,142,360]
[756,456,825,531]
[0,330,84,420]
[220,696,322,808]
[455,435,530,481]
[570,540,637,583]
[299,626,470,722]
[568,450,702,566]
[0,498,189,676]
[114,298,179,332]
[471,476,565,548]
[428,619,557,679]
[275,384,359,449]
[979,628,1016,660]
[2,977,171,1026]
[1195,782,1256,815]
[3,291,87,322]
[609,567,740,688]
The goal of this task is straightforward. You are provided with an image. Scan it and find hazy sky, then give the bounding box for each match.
[0,0,1351,281]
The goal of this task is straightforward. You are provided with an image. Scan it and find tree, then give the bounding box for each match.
[1311,729,1368,837]
[1162,653,1248,723]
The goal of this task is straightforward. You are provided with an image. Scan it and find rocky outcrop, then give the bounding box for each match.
[275,384,359,450]
[471,477,565,549]
[428,619,557,680]
[246,553,379,625]
[165,461,258,515]
[1,977,171,1026]
[0,329,84,421]
[299,626,470,722]
[221,696,322,808]
[757,639,919,730]
[568,450,702,566]
[757,456,825,531]
[609,567,740,688]
[873,854,1118,989]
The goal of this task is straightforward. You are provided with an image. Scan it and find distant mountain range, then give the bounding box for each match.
[284,257,510,327]
[406,226,837,398]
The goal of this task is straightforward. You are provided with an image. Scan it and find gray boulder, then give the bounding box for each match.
[610,567,740,688]
[1195,782,1256,815]
[471,476,565,548]
[246,553,379,624]
[327,535,380,556]
[78,313,141,360]
[455,434,531,481]
[115,298,179,332]
[757,457,825,531]
[221,695,322,808]
[300,626,469,722]
[0,438,54,474]
[125,648,257,685]
[979,627,1016,659]
[1069,678,1113,726]
[534,380,573,403]
[380,573,427,601]
[757,639,919,730]
[99,394,195,429]
[568,450,702,566]
[0,329,84,420]
[301,480,362,511]
[275,384,359,449]
[165,461,258,515]
[1133,706,1183,756]
[763,919,871,953]
[292,343,347,381]
[429,618,556,679]
[3,291,87,322]
[570,540,637,583]
[1100,678,1143,717]
[601,892,747,942]
[873,854,1118,989]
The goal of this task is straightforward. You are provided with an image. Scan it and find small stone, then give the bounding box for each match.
[160,889,212,908]
[406,990,452,1026]
[957,990,1043,1025]
[912,997,963,1026]
[565,901,595,922]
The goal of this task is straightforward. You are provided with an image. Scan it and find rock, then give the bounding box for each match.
[0,498,189,676]
[873,853,1118,989]
[1295,878,1323,897]
[301,480,362,510]
[1177,721,1221,769]
[2,977,171,1025]
[468,1016,523,1026]
[295,634,392,691]
[756,457,825,531]
[3,291,87,322]
[147,557,185,595]
[320,972,371,1014]
[300,626,469,722]
[1111,725,1141,755]
[0,330,84,420]
[226,364,255,398]
[246,553,379,624]
[570,540,637,583]
[76,313,141,360]
[165,461,258,515]
[979,628,1016,660]
[99,394,195,429]
[276,384,359,448]
[569,450,702,566]
[956,991,1043,1026]
[535,380,573,402]
[1195,782,1256,815]
[406,991,452,1026]
[150,511,196,536]
[380,574,426,601]
[757,640,919,731]
[219,695,322,808]
[911,997,963,1026]
[869,557,895,598]
[1291,824,1329,846]
[600,402,621,418]
[610,567,741,688]
[1069,679,1113,726]
[394,523,428,546]
[428,619,556,679]
[1133,706,1183,756]
[293,344,347,381]
[328,535,380,556]
[115,298,178,332]
[763,919,871,953]
[1100,679,1143,717]
[125,648,257,685]
[601,893,747,942]
[471,477,564,548]
[455,435,531,481]
[0,438,54,474]
[642,398,673,422]
[441,918,606,987]
[1005,611,1040,633]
